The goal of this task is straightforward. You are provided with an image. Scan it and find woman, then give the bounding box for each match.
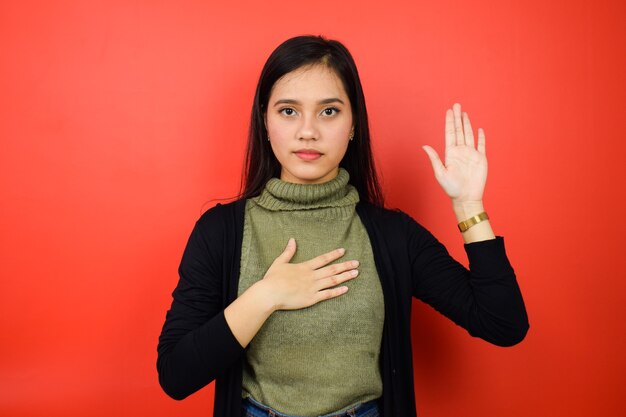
[157,35,529,417]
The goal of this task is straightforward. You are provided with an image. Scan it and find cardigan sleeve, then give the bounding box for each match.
[157,207,245,400]
[405,213,529,347]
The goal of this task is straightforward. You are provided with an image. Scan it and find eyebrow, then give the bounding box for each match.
[272,98,345,107]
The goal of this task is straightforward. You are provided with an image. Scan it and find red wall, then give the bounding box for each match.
[1,1,624,416]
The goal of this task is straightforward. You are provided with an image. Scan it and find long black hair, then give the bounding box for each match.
[240,35,384,207]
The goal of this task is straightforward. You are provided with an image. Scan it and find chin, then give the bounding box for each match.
[282,166,338,184]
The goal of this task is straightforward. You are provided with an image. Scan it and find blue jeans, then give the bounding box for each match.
[241,396,380,417]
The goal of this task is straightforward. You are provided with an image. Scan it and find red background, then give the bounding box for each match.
[1,1,624,416]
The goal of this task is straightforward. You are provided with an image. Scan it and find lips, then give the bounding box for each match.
[294,149,322,161]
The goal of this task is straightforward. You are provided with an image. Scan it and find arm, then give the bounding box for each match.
[416,103,528,345]
[407,216,529,347]
[157,212,360,399]
[156,212,244,400]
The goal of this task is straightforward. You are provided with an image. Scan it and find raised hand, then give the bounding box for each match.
[422,103,488,204]
[262,238,359,311]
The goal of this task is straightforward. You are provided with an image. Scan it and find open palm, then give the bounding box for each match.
[423,103,487,203]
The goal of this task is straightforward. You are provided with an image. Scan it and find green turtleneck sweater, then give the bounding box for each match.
[238,169,384,416]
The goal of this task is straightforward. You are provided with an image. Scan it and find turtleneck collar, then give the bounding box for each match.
[253,168,360,212]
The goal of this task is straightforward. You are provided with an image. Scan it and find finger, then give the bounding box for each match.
[422,145,446,179]
[317,269,359,290]
[273,238,297,264]
[453,103,464,145]
[306,247,346,270]
[315,286,349,302]
[314,260,359,279]
[445,109,455,149]
[462,112,475,148]
[477,128,486,154]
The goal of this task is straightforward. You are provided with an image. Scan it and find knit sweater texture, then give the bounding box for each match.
[239,169,384,415]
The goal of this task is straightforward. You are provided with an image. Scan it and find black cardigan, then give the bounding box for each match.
[157,199,529,416]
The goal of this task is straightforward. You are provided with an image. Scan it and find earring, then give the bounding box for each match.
[267,136,270,141]
[348,128,355,141]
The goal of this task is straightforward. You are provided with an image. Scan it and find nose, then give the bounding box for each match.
[296,113,319,141]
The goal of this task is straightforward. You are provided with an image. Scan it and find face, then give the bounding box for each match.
[265,64,353,185]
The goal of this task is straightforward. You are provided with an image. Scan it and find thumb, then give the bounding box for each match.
[274,238,297,264]
[422,145,445,179]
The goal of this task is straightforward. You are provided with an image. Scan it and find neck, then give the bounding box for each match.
[253,168,359,214]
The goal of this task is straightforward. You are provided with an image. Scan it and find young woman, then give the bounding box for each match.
[157,35,529,417]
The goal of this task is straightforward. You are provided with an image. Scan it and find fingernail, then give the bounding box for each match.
[351,270,359,277]
[338,248,345,254]
[352,260,359,267]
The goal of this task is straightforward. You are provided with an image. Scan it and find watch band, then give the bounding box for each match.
[457,212,489,232]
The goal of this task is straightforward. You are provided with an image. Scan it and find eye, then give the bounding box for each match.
[279,107,296,116]
[322,107,340,116]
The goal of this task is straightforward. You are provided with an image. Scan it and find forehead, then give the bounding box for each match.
[269,64,348,100]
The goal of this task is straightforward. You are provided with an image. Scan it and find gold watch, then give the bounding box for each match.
[457,212,489,232]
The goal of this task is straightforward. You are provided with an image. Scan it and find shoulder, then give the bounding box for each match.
[196,199,246,226]
[179,199,247,264]
[189,199,247,244]
[356,201,421,229]
[356,202,436,250]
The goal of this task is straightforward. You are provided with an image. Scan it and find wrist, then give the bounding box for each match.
[452,200,485,221]
[249,280,279,314]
